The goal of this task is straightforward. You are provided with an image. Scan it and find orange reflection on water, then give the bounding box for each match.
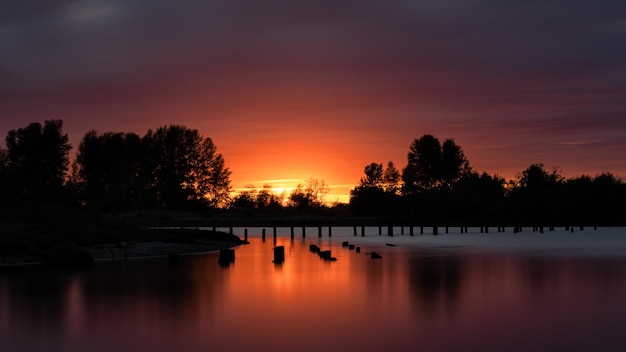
[3,236,626,351]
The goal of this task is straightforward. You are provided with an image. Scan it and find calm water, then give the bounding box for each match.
[2,228,626,351]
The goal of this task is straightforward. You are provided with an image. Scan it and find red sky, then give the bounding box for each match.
[2,1,625,202]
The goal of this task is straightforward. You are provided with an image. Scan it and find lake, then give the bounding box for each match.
[2,227,626,351]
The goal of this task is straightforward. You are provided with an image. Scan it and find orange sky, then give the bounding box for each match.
[2,0,625,203]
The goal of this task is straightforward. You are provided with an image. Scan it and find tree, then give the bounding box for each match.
[509,163,563,223]
[383,161,401,194]
[402,134,468,194]
[361,163,384,187]
[0,147,13,206]
[4,119,71,204]
[288,178,330,209]
[143,125,231,209]
[350,161,402,215]
[73,130,145,210]
[232,184,283,210]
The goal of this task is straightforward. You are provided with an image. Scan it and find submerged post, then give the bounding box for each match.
[354,226,357,236]
[378,226,382,236]
[273,246,285,264]
[290,226,294,240]
[318,226,322,238]
[388,225,393,237]
[329,226,332,237]
[244,229,248,242]
[361,226,365,237]
[410,225,414,236]
[262,228,266,241]
[302,226,306,238]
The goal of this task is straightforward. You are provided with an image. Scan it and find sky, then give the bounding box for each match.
[1,0,625,202]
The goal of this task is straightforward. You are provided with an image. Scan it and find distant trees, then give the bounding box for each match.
[232,184,284,209]
[0,120,624,225]
[350,161,401,215]
[72,131,145,210]
[73,125,231,210]
[3,120,72,205]
[142,125,231,209]
[288,178,330,209]
[402,135,469,193]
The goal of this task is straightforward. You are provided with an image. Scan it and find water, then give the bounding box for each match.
[2,227,626,351]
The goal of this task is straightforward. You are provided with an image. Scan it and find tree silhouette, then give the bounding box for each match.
[4,120,71,205]
[361,162,384,187]
[509,163,563,224]
[288,178,330,209]
[72,131,145,210]
[143,125,231,209]
[232,184,283,210]
[402,134,468,194]
[350,161,402,215]
[383,161,401,194]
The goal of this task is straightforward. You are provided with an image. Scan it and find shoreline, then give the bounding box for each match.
[0,240,241,268]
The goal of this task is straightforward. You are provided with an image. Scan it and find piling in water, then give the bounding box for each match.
[218,249,236,266]
[273,246,285,264]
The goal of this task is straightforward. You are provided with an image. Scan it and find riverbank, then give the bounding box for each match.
[0,227,245,268]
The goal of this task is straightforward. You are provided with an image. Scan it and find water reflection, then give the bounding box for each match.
[2,237,626,351]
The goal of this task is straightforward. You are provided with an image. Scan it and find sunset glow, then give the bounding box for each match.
[1,0,625,200]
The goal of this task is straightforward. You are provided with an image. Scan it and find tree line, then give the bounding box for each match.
[0,120,231,212]
[349,134,626,226]
[0,120,624,225]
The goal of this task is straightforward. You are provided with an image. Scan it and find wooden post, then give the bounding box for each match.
[353,226,357,236]
[262,229,266,241]
[445,226,449,234]
[318,226,322,238]
[420,226,424,235]
[273,246,285,264]
[388,225,393,237]
[244,229,248,242]
[361,226,365,237]
[302,226,306,238]
[328,226,332,237]
[290,226,294,240]
[212,226,216,232]
[433,226,438,236]
[401,226,404,235]
[485,226,488,233]
[273,226,277,242]
[378,226,382,236]
[229,227,233,235]
[410,226,414,236]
